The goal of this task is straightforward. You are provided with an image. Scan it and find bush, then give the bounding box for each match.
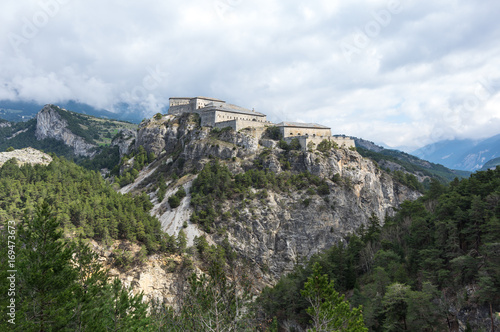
[168,195,181,208]
[317,139,333,153]
[266,126,282,140]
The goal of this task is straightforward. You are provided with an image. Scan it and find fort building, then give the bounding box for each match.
[168,97,355,150]
[168,97,270,131]
[276,121,332,138]
[276,122,355,150]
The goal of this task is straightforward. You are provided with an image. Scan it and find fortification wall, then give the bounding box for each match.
[332,136,355,148]
[280,127,331,138]
[213,110,266,123]
[200,111,217,127]
[168,104,193,116]
[284,136,355,151]
[213,119,268,131]
[169,98,190,107]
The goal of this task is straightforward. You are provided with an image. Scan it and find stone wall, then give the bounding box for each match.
[332,136,356,148]
[213,110,266,123]
[280,127,331,138]
[168,104,192,116]
[284,135,355,151]
[169,98,191,107]
[200,110,217,127]
[214,119,269,131]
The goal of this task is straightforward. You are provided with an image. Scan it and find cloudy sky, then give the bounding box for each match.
[1,0,500,150]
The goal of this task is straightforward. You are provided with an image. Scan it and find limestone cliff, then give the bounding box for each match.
[35,105,97,157]
[117,113,422,295]
[112,128,136,157]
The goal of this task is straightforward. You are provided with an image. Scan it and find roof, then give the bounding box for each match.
[169,96,226,102]
[194,96,226,102]
[276,121,331,129]
[202,103,266,117]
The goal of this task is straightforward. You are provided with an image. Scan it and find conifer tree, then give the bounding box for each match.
[300,262,367,332]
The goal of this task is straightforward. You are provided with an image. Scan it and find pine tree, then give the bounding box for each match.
[300,262,367,332]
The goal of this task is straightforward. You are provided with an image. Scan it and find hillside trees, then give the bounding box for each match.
[0,202,151,330]
[0,156,166,253]
[257,167,500,331]
[301,263,367,332]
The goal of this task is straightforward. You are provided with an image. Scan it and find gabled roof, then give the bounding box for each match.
[194,96,226,102]
[276,121,331,129]
[202,103,266,117]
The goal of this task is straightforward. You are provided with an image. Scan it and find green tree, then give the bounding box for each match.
[0,203,152,331]
[300,262,367,332]
[15,202,78,330]
[382,283,410,331]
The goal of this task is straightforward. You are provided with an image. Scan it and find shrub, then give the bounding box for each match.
[168,195,181,208]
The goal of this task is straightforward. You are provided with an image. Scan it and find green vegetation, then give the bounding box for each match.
[51,105,136,146]
[0,156,167,253]
[266,126,282,140]
[190,159,330,232]
[114,145,155,187]
[0,203,151,330]
[168,187,187,209]
[391,170,425,193]
[301,263,367,331]
[0,107,137,173]
[278,138,301,151]
[258,167,500,331]
[0,119,79,158]
[357,147,470,183]
[317,139,337,153]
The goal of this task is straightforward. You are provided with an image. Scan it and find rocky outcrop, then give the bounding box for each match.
[35,105,97,157]
[111,129,136,157]
[134,115,174,156]
[0,147,52,167]
[121,115,422,287]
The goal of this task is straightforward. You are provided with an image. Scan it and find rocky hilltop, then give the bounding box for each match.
[0,147,52,167]
[112,113,421,300]
[35,105,98,157]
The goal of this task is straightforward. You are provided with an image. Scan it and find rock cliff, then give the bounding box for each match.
[119,113,421,291]
[35,105,97,157]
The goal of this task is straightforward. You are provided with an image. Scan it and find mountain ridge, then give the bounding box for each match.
[413,133,500,171]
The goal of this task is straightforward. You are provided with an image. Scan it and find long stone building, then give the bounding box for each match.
[168,96,355,150]
[169,97,269,130]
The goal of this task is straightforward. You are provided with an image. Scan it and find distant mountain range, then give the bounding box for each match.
[0,99,147,123]
[354,137,471,183]
[413,134,500,172]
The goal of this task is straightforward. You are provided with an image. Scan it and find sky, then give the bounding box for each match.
[1,0,500,151]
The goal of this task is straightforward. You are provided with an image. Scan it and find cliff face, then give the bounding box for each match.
[121,114,421,289]
[112,129,137,157]
[35,105,97,157]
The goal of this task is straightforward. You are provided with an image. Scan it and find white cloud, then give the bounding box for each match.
[1,0,499,150]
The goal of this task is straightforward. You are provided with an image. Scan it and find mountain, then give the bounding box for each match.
[479,156,500,171]
[0,105,137,168]
[354,137,471,184]
[2,109,497,330]
[0,99,145,123]
[413,134,500,171]
[107,114,421,296]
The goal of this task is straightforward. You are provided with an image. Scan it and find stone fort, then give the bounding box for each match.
[168,97,355,150]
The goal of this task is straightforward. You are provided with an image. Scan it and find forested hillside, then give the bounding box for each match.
[0,156,173,253]
[258,167,500,331]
